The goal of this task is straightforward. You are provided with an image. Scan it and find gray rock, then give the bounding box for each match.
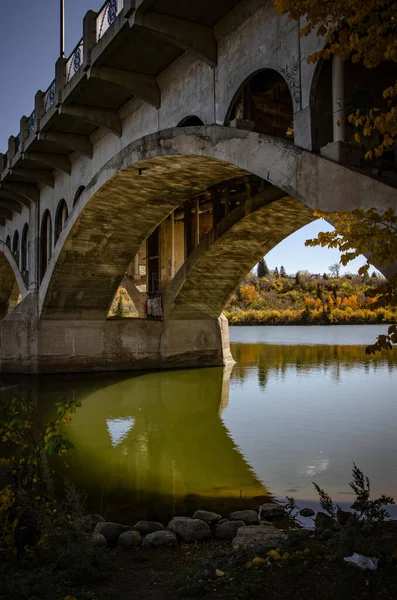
[219,518,229,526]
[259,503,285,520]
[321,528,334,540]
[215,520,246,539]
[299,508,315,518]
[315,512,336,534]
[193,510,221,523]
[74,514,105,533]
[336,509,354,525]
[132,520,165,535]
[91,532,107,547]
[118,530,141,547]
[94,521,127,544]
[142,531,178,548]
[167,517,211,543]
[230,509,258,525]
[233,524,287,553]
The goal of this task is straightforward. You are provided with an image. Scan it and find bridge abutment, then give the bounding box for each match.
[0,296,233,373]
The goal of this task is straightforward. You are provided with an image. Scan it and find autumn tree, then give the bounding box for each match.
[257,257,269,278]
[329,263,341,278]
[274,0,397,158]
[306,208,397,352]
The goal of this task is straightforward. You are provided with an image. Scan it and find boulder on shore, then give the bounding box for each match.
[315,512,336,534]
[230,509,258,525]
[94,521,128,544]
[215,520,246,540]
[193,510,221,523]
[132,521,165,535]
[167,517,211,543]
[74,514,105,533]
[91,532,107,547]
[143,531,178,548]
[233,524,287,553]
[259,503,285,519]
[118,530,141,547]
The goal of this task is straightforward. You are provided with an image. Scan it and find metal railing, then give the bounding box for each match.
[44,79,56,113]
[66,38,84,83]
[27,110,36,137]
[96,0,123,41]
[15,133,20,154]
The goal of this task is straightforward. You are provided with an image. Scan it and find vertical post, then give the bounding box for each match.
[170,211,175,279]
[83,10,98,70]
[134,254,139,279]
[184,200,193,261]
[20,116,28,151]
[34,90,45,133]
[46,215,52,264]
[332,55,345,142]
[28,200,39,290]
[195,197,200,246]
[55,57,67,106]
[60,0,65,58]
[8,136,16,165]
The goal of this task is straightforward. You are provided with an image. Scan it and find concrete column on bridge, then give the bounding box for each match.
[170,211,175,279]
[8,136,16,165]
[184,200,193,260]
[332,55,346,143]
[83,10,97,71]
[34,91,45,134]
[28,201,39,290]
[55,58,67,106]
[194,198,200,247]
[20,116,28,152]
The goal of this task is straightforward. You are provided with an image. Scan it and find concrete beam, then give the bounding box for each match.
[132,11,217,67]
[0,199,22,214]
[24,152,71,175]
[59,104,122,137]
[11,168,54,188]
[1,182,38,203]
[0,188,31,208]
[88,66,161,109]
[38,132,93,158]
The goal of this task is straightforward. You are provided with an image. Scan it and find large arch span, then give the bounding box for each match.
[0,242,27,318]
[39,125,397,321]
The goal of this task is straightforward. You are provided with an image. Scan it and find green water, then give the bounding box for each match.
[2,325,397,523]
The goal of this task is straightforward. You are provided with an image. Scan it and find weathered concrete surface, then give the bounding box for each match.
[0,242,27,318]
[165,191,315,319]
[0,300,232,373]
[39,126,397,322]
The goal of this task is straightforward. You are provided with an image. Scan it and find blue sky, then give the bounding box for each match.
[0,2,367,276]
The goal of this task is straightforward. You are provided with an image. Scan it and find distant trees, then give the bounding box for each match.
[295,271,301,285]
[329,263,341,278]
[274,267,279,278]
[257,257,269,277]
[280,265,287,277]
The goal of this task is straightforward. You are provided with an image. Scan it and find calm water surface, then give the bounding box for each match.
[3,325,396,521]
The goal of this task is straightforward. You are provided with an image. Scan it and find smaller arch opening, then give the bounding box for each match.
[177,116,204,127]
[55,199,68,243]
[226,69,294,140]
[40,210,52,282]
[73,186,85,207]
[5,235,11,250]
[12,230,20,268]
[21,224,29,278]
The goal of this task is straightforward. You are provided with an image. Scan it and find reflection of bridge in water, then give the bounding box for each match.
[1,365,268,523]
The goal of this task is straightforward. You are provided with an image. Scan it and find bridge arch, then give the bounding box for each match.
[21,223,29,275]
[40,210,52,282]
[225,69,294,141]
[55,199,68,245]
[177,116,205,127]
[38,125,397,321]
[0,241,28,318]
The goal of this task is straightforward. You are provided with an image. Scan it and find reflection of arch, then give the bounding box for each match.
[0,241,28,318]
[55,199,68,244]
[40,210,52,282]
[225,69,294,140]
[177,116,204,127]
[12,230,20,268]
[73,186,85,207]
[39,126,397,320]
[21,224,29,275]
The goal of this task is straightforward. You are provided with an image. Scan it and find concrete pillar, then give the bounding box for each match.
[332,55,345,142]
[0,153,4,172]
[20,116,28,151]
[195,197,200,246]
[28,201,39,290]
[184,200,193,260]
[46,215,52,263]
[170,211,175,279]
[83,10,97,70]
[34,91,45,133]
[55,57,67,106]
[134,254,139,279]
[8,136,16,165]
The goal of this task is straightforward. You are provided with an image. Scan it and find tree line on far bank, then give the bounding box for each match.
[224,260,397,326]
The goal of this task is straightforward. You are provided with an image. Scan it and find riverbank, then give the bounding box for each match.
[225,306,397,325]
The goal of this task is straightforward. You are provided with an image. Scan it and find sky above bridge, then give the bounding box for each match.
[0,1,367,276]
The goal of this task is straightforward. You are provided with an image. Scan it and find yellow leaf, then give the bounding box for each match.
[252,556,266,565]
[215,569,225,577]
[267,550,282,560]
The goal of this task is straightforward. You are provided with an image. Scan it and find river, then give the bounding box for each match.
[4,324,396,523]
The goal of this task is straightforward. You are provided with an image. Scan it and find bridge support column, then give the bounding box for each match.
[0,295,233,373]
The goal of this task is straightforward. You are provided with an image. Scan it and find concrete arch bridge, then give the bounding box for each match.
[0,0,396,373]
